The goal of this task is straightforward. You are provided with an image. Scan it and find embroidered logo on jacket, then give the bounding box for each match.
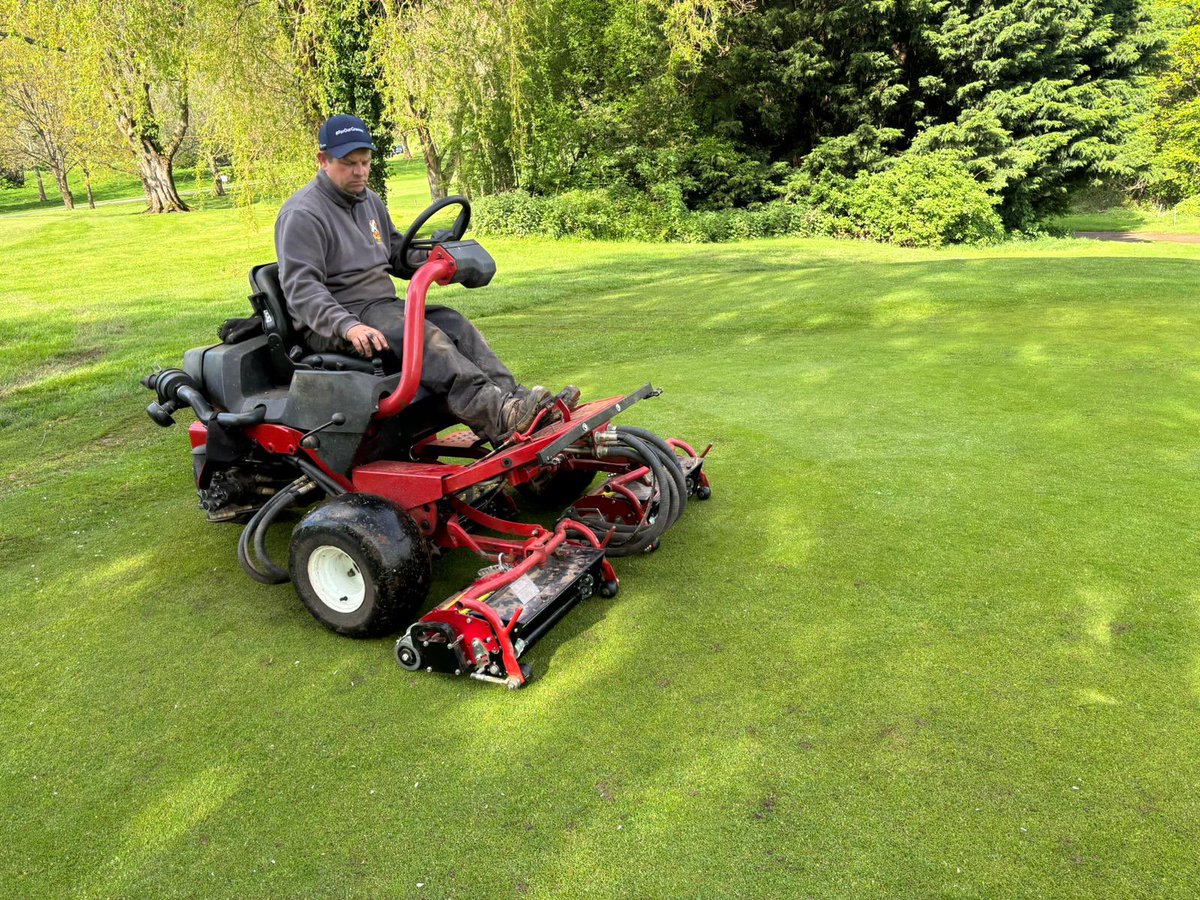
[369,218,382,243]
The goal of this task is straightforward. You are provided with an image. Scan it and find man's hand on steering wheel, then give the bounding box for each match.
[346,324,388,358]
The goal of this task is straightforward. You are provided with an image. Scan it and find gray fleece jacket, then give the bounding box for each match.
[274,170,406,340]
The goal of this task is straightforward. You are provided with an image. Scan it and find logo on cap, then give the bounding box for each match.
[318,114,377,157]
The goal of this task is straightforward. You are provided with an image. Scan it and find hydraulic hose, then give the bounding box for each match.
[619,431,682,534]
[237,476,316,584]
[563,422,702,557]
[571,431,678,557]
[616,426,689,527]
[293,456,347,497]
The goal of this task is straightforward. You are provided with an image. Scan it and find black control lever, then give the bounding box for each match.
[300,413,347,449]
[146,399,179,427]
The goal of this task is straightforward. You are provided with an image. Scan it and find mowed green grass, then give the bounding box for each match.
[2,161,1200,898]
[0,168,147,216]
[1052,205,1200,235]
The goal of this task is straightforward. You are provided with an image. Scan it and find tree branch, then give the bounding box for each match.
[0,29,66,54]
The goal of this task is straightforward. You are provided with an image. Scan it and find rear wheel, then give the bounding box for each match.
[289,494,432,637]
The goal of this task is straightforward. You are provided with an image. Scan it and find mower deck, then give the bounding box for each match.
[397,546,607,686]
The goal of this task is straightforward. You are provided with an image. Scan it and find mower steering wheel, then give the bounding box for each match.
[398,196,471,274]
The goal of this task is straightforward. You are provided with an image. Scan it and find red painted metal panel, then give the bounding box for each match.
[351,460,462,509]
[188,421,207,449]
[245,423,302,455]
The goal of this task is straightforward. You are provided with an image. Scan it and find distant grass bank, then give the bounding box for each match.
[1051,204,1200,235]
[0,167,145,215]
[0,157,428,217]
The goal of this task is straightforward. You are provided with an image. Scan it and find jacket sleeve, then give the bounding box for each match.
[275,209,361,340]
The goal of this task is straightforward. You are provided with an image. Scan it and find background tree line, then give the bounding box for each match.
[0,0,1194,243]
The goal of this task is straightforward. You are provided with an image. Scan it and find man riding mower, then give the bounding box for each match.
[141,122,711,689]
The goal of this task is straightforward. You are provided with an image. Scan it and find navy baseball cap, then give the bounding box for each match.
[318,114,376,158]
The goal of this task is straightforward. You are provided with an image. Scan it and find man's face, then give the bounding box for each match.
[319,148,372,194]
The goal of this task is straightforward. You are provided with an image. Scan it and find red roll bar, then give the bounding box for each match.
[376,246,458,419]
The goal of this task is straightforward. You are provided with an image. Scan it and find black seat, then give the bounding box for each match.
[246,264,455,458]
[249,263,379,378]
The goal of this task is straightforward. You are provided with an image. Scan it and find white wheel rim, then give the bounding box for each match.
[307,545,366,614]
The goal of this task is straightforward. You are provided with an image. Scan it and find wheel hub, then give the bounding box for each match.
[306,545,366,614]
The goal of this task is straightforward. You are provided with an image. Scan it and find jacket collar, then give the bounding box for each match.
[315,169,366,209]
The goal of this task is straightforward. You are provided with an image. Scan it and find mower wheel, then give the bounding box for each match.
[289,494,432,638]
[516,468,596,507]
[394,634,423,671]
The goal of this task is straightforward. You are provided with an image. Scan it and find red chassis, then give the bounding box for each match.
[174,245,711,689]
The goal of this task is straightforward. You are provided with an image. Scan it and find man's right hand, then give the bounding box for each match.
[345,324,388,358]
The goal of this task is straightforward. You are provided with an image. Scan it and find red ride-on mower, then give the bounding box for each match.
[142,197,711,688]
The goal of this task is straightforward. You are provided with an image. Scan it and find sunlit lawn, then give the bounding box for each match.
[2,161,1199,897]
[1052,204,1200,235]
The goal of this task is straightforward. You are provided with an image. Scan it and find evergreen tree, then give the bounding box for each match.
[694,0,1159,226]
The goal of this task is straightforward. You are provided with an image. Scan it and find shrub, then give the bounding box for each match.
[0,168,25,188]
[471,190,545,237]
[473,156,1004,247]
[1173,194,1200,217]
[844,150,1004,247]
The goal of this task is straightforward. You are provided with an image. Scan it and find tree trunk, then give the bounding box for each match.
[210,155,226,197]
[111,64,191,213]
[52,166,74,207]
[51,165,74,209]
[135,147,189,212]
[414,120,446,200]
[82,162,95,209]
[400,134,413,160]
[34,166,47,202]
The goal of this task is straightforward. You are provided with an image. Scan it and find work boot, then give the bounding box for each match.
[557,385,581,409]
[513,383,550,401]
[497,389,548,439]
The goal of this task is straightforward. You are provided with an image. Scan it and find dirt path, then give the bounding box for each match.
[1074,231,1200,244]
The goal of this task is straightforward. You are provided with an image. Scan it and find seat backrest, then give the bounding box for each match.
[248,262,306,382]
[245,262,379,378]
[249,263,295,347]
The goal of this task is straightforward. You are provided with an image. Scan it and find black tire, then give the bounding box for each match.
[289,494,432,638]
[516,468,596,507]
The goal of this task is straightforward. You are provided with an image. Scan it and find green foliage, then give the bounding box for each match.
[697,0,1159,229]
[1173,192,1200,214]
[845,151,1005,248]
[1136,1,1200,204]
[375,0,744,199]
[475,151,1003,247]
[473,186,689,241]
[410,0,1158,240]
[0,0,1170,238]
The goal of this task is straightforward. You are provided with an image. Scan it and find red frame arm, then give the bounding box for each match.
[376,246,458,420]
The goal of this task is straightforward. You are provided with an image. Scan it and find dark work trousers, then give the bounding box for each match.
[309,301,519,440]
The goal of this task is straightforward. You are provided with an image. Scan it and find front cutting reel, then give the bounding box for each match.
[392,385,712,689]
